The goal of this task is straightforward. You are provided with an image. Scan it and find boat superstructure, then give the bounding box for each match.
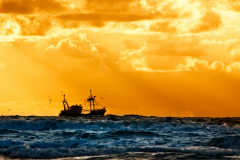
[59,94,83,116]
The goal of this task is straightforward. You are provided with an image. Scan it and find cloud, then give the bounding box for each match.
[211,61,225,72]
[83,0,137,13]
[56,0,190,29]
[46,33,103,60]
[226,62,240,73]
[83,0,186,19]
[0,0,66,14]
[119,51,240,73]
[229,48,240,56]
[118,47,147,72]
[117,48,182,72]
[57,13,156,22]
[149,21,177,33]
[17,17,52,36]
[34,0,66,13]
[0,16,53,36]
[178,57,210,71]
[178,57,225,72]
[118,36,208,72]
[43,33,111,78]
[227,0,240,12]
[0,0,34,14]
[200,39,239,46]
[199,39,240,62]
[191,11,222,33]
[0,19,21,35]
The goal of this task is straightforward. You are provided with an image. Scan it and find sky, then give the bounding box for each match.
[1,0,240,116]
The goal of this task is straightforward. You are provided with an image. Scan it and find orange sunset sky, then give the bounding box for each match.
[1,0,240,116]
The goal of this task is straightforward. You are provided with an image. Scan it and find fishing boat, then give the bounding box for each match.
[59,90,107,116]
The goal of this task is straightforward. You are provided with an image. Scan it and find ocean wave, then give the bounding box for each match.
[107,130,160,138]
[208,136,240,149]
[0,144,240,159]
[0,116,235,132]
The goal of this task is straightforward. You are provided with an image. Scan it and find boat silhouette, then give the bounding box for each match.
[59,90,107,116]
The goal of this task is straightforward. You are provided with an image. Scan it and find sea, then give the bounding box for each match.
[0,115,240,159]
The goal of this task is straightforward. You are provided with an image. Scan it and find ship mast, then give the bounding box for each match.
[62,94,69,110]
[90,90,92,111]
[87,89,96,112]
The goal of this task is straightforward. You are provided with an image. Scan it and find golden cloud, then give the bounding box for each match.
[190,11,222,33]
[57,13,156,22]
[227,0,240,12]
[83,0,137,13]
[118,36,209,72]
[46,33,103,60]
[178,57,225,72]
[0,15,53,36]
[226,62,240,73]
[149,21,177,33]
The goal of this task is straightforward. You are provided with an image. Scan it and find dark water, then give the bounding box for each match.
[1,115,240,159]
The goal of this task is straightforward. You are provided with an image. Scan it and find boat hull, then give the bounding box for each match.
[59,109,107,116]
[59,110,82,116]
[87,109,107,116]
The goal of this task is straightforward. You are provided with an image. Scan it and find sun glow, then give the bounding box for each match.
[69,3,76,9]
